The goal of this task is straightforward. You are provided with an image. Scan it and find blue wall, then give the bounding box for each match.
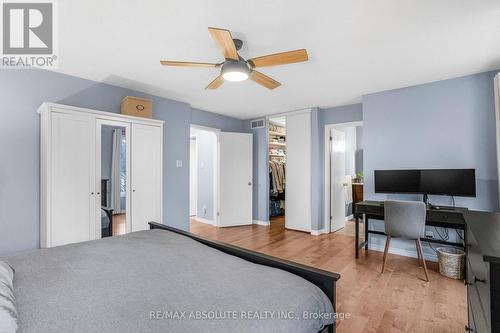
[245,120,270,223]
[2,67,498,255]
[355,126,363,174]
[0,69,244,254]
[363,70,499,211]
[362,70,499,260]
[191,108,245,132]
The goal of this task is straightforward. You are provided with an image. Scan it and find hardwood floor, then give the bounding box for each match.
[190,218,466,333]
[112,213,126,236]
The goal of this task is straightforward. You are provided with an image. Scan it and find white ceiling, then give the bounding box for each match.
[53,0,500,119]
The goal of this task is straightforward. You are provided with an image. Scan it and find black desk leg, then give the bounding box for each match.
[355,217,360,259]
[463,226,467,282]
[364,214,369,250]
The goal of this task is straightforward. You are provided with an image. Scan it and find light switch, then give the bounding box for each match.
[176,160,182,167]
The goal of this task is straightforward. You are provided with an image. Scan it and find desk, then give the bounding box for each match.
[353,200,467,259]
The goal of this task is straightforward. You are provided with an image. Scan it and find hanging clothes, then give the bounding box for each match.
[269,160,286,196]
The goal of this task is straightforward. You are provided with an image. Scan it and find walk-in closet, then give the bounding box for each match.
[269,117,286,222]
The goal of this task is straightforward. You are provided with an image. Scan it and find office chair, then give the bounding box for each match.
[382,200,429,282]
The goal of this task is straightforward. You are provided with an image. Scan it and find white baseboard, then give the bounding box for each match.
[253,220,270,226]
[311,228,328,236]
[194,217,213,225]
[367,243,438,262]
[345,214,353,221]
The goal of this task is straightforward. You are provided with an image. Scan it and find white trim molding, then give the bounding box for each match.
[253,220,270,226]
[310,228,328,236]
[194,217,214,225]
[368,243,438,262]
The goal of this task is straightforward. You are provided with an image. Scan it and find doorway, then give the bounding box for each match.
[189,126,219,225]
[98,120,131,237]
[325,121,363,234]
[268,116,286,224]
[189,125,254,229]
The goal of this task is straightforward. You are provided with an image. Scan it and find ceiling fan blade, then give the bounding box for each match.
[208,27,239,60]
[250,71,281,90]
[248,49,308,68]
[160,60,218,68]
[205,75,224,90]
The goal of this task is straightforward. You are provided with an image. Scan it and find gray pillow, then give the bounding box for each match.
[0,260,17,333]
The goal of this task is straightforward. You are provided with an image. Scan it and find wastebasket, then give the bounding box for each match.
[436,247,465,279]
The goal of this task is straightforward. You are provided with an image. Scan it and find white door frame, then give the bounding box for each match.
[96,118,132,238]
[189,136,198,217]
[324,121,363,234]
[190,125,220,227]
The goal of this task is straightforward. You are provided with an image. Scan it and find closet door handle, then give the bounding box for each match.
[474,276,485,284]
[91,192,94,195]
[248,182,252,186]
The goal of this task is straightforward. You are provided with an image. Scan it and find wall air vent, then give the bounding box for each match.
[250,119,265,129]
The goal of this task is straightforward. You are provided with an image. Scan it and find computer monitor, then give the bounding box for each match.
[374,169,476,197]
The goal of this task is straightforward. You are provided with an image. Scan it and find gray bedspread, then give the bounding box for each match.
[4,229,334,333]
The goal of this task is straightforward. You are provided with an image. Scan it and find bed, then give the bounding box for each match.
[101,207,113,237]
[3,222,340,333]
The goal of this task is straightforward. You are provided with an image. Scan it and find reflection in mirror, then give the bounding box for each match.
[101,125,127,237]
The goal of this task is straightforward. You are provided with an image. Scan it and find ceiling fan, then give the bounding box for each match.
[160,27,309,90]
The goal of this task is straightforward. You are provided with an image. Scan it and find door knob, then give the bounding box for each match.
[248,182,252,186]
[91,192,94,195]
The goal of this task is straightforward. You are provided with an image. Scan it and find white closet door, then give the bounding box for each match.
[218,132,253,227]
[131,124,162,231]
[50,112,95,246]
[285,111,311,232]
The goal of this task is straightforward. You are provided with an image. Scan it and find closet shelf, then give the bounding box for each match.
[269,131,286,137]
[269,142,286,147]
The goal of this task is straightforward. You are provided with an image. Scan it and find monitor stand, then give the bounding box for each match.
[423,194,455,210]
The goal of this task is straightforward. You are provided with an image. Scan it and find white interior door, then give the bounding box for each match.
[285,111,312,232]
[131,124,162,231]
[330,128,346,232]
[218,132,253,227]
[189,137,197,216]
[50,112,95,246]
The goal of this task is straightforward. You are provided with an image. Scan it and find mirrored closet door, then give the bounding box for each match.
[97,119,131,238]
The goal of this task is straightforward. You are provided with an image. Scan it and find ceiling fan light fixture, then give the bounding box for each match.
[221,60,250,82]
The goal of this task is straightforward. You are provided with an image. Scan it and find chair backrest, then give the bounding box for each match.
[384,200,426,239]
